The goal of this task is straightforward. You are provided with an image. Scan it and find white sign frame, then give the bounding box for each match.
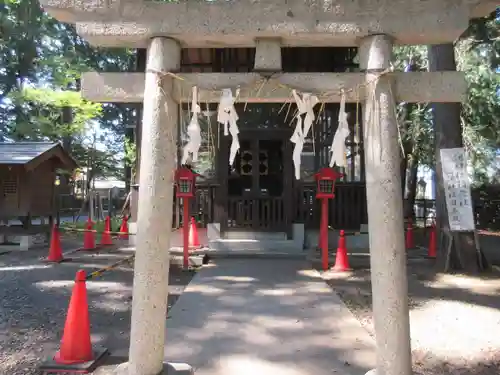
[440,147,475,232]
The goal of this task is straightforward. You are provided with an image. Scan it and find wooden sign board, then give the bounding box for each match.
[440,147,475,232]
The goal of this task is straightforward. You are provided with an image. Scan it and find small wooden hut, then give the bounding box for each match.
[0,142,78,239]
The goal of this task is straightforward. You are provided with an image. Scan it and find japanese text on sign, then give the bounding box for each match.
[440,148,475,231]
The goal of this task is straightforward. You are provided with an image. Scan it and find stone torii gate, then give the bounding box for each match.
[39,1,496,375]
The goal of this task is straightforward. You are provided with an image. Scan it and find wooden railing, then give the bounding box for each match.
[172,183,218,228]
[226,196,286,231]
[294,182,368,230]
[60,182,368,231]
[172,182,368,231]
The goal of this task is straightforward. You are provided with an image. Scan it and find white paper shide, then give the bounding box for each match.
[440,147,475,231]
[290,90,318,180]
[329,92,350,168]
[217,88,240,166]
[181,86,202,164]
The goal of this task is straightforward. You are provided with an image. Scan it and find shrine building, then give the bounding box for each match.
[137,46,371,252]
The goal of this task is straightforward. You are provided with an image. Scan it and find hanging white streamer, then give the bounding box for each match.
[181,86,202,164]
[217,88,240,165]
[302,93,319,139]
[329,92,350,168]
[290,90,318,180]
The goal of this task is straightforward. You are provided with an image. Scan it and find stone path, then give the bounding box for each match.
[162,258,375,375]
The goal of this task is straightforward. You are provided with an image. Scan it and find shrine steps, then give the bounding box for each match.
[223,231,288,241]
[206,223,305,255]
[208,239,304,254]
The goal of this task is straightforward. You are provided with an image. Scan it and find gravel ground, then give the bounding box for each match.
[0,241,195,375]
[324,259,500,375]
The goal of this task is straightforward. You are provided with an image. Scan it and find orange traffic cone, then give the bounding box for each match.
[100,216,113,246]
[332,230,351,271]
[405,218,415,249]
[82,219,96,251]
[189,217,201,249]
[46,224,64,263]
[427,222,437,259]
[39,270,108,373]
[119,216,129,240]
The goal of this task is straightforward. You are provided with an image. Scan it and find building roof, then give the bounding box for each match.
[0,142,78,170]
[0,142,57,164]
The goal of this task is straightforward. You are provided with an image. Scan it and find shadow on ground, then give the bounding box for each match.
[159,259,376,375]
[2,229,500,375]
[0,242,194,375]
[2,249,376,375]
[324,253,500,375]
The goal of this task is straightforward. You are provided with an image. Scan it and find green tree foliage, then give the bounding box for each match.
[124,137,137,179]
[7,88,101,139]
[457,39,500,184]
[392,20,499,187]
[459,13,499,185]
[392,46,434,169]
[427,12,498,273]
[390,14,499,226]
[0,0,136,186]
[391,45,433,217]
[461,11,499,69]
[72,135,125,190]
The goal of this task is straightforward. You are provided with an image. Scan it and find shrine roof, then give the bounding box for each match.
[0,142,78,170]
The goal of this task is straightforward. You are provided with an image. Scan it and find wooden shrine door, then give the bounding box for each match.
[218,129,293,236]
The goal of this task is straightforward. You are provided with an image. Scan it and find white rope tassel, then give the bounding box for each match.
[181,86,202,164]
[329,91,350,168]
[217,88,240,165]
[290,90,307,180]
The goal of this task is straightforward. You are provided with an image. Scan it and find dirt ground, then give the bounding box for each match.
[0,239,195,375]
[325,254,500,375]
[3,225,499,374]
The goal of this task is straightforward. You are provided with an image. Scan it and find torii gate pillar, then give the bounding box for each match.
[120,37,184,375]
[359,34,412,375]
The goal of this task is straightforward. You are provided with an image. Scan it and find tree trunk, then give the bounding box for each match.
[429,43,488,274]
[400,154,408,197]
[125,126,134,191]
[133,48,146,187]
[403,154,419,219]
[124,51,145,191]
[61,106,73,195]
[400,60,418,210]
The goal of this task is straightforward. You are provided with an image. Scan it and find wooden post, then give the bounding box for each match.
[320,197,329,271]
[183,198,190,269]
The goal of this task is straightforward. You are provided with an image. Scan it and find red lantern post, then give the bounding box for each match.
[175,167,198,269]
[315,167,343,271]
